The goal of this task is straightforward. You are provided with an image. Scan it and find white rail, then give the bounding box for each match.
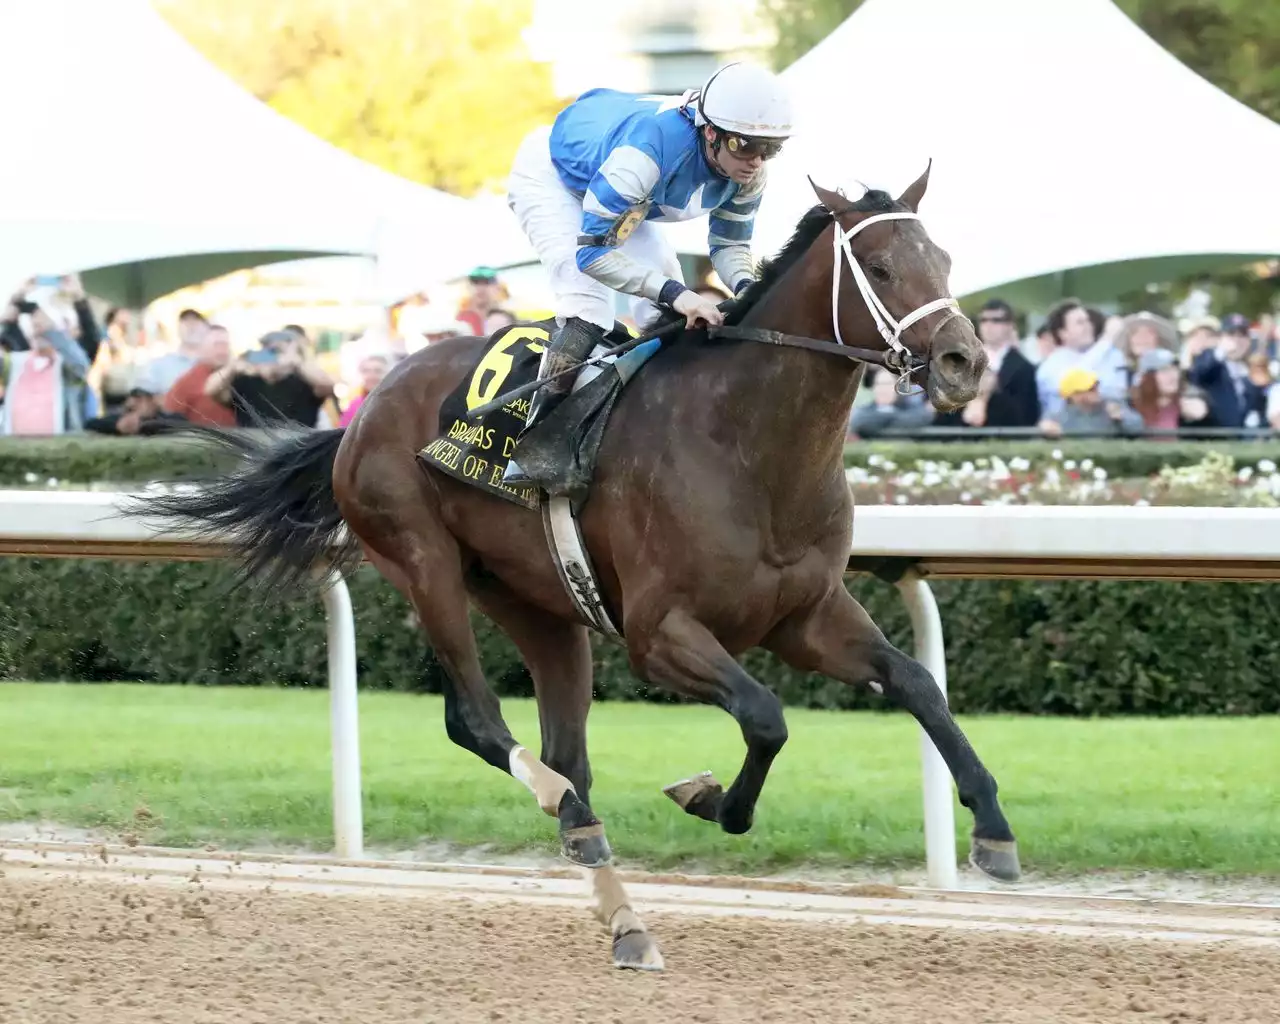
[5,491,1279,887]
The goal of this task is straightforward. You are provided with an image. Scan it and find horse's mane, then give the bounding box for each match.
[726,189,898,326]
[645,188,899,336]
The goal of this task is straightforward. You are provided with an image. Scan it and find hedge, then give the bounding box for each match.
[0,435,238,486]
[1,435,1276,487]
[3,558,1277,716]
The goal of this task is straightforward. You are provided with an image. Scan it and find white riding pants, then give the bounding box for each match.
[507,126,684,331]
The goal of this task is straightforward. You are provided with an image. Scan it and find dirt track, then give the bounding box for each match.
[3,843,1279,1024]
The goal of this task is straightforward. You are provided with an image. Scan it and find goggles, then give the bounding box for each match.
[720,132,785,160]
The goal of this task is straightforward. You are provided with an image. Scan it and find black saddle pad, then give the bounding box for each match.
[417,319,634,510]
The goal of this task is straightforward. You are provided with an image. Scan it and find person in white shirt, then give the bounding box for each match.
[1035,299,1120,425]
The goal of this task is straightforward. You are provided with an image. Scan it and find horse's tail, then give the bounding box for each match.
[124,426,360,595]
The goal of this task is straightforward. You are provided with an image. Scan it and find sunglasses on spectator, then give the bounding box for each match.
[721,133,784,160]
[979,314,1012,324]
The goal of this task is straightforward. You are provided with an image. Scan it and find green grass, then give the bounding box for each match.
[1,683,1276,877]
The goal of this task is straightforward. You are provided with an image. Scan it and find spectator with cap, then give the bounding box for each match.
[455,266,505,335]
[1129,348,1211,435]
[203,329,335,428]
[1041,367,1143,437]
[935,298,1039,429]
[1186,312,1266,429]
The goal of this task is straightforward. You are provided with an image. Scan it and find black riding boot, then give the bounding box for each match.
[503,317,606,485]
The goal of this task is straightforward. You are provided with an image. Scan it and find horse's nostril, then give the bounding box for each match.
[937,350,969,379]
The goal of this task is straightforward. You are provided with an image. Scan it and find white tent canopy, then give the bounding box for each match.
[664,0,1280,308]
[0,0,532,306]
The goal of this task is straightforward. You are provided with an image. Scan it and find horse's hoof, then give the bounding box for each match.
[561,824,611,868]
[969,836,1021,883]
[662,771,723,823]
[613,930,665,972]
[558,791,611,867]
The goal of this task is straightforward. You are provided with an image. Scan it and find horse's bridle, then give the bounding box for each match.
[831,210,964,390]
[712,206,965,394]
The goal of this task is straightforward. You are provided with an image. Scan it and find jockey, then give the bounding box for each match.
[502,60,793,485]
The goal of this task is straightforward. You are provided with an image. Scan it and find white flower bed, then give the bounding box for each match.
[847,450,1280,507]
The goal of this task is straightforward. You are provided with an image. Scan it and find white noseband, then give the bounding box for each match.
[831,211,963,392]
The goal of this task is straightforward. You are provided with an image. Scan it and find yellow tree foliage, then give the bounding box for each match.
[155,0,566,196]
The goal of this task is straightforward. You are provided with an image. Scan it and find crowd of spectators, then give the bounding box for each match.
[5,268,1278,444]
[851,297,1280,439]
[0,267,513,438]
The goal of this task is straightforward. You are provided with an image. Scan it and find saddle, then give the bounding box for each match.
[417,318,663,642]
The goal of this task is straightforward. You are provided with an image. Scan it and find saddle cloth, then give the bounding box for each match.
[418,319,560,511]
[417,318,659,511]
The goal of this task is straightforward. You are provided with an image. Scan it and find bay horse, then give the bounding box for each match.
[131,168,1020,972]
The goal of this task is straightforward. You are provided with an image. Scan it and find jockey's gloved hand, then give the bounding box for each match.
[671,289,725,329]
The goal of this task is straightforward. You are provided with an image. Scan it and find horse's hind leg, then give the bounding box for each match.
[766,585,1020,882]
[378,546,602,858]
[631,609,788,836]
[469,575,662,971]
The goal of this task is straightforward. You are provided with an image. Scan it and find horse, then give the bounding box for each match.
[130,167,1020,973]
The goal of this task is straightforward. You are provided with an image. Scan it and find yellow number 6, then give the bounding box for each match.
[465,326,549,411]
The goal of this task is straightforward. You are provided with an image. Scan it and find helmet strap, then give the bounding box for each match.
[701,128,730,180]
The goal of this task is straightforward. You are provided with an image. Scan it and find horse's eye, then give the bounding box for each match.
[867,262,891,282]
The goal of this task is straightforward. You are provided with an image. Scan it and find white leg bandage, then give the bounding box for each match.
[508,745,574,817]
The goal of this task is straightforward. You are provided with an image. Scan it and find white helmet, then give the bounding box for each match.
[697,61,793,139]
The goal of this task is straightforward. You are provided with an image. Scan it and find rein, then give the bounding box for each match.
[708,324,919,373]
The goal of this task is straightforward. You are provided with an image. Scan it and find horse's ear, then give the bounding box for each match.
[807,176,847,213]
[897,160,932,213]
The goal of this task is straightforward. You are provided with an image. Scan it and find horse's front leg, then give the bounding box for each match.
[631,609,789,835]
[468,576,662,972]
[765,584,1021,882]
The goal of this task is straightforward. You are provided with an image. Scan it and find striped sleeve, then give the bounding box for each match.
[709,167,766,294]
[575,124,673,301]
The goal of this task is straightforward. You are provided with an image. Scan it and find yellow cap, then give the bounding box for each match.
[1059,367,1099,399]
